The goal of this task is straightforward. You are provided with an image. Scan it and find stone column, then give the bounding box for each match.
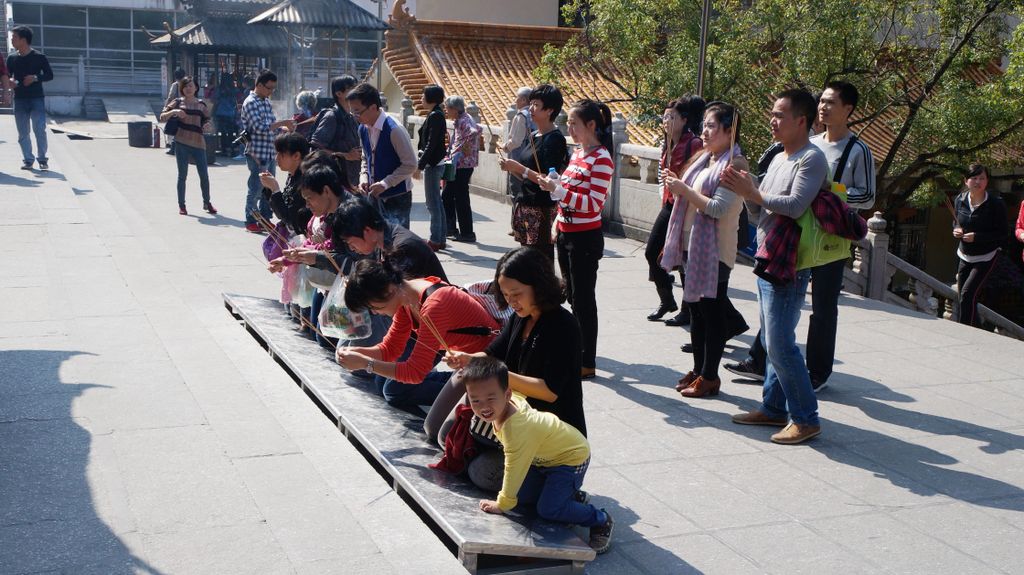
[865,211,890,300]
[401,97,414,131]
[607,112,629,223]
[555,110,568,137]
[466,101,481,125]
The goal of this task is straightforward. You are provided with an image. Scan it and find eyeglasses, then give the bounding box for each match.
[350,106,366,117]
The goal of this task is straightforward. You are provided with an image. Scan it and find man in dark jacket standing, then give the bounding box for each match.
[310,75,362,185]
[416,84,447,250]
[7,26,53,171]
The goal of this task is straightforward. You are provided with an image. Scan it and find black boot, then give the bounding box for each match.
[664,304,691,327]
[647,287,678,321]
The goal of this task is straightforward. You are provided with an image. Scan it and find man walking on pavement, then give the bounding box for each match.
[7,26,53,171]
[241,70,293,233]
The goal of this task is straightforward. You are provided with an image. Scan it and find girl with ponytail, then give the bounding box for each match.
[538,98,615,379]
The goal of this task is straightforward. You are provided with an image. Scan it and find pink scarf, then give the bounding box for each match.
[660,146,740,302]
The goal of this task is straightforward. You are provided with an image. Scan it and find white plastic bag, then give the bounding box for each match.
[317,273,372,339]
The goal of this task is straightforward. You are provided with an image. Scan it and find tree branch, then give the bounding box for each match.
[876,1,1003,180]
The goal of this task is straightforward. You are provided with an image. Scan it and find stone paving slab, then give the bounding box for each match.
[2,117,1023,574]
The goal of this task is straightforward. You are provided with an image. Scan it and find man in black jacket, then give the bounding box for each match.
[416,84,448,250]
[7,26,53,170]
[309,75,362,186]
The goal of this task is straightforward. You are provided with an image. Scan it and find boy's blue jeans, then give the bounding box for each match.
[516,459,605,527]
[757,270,820,427]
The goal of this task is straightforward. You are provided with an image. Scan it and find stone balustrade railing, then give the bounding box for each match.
[391,106,1023,338]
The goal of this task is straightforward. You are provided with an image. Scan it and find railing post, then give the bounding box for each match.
[865,211,889,300]
[400,97,414,130]
[505,104,516,142]
[555,110,568,137]
[79,55,87,94]
[608,112,629,222]
[466,100,481,125]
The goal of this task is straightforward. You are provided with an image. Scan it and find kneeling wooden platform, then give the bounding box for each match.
[224,294,596,574]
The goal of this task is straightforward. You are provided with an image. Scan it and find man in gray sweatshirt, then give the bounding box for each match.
[721,89,827,445]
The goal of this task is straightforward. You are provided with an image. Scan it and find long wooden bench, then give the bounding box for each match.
[224,294,596,574]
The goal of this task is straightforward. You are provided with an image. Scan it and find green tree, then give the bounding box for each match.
[540,0,1024,214]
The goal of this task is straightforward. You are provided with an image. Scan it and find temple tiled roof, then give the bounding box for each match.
[151,18,292,52]
[247,0,388,30]
[376,17,661,146]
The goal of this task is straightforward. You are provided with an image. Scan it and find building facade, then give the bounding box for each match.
[8,0,188,95]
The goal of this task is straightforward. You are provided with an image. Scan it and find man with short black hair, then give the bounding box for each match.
[334,196,448,282]
[347,83,417,229]
[727,81,877,391]
[805,81,875,389]
[241,70,293,232]
[722,89,827,445]
[7,26,53,171]
[310,75,361,180]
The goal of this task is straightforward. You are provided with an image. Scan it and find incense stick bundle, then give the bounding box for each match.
[727,109,739,164]
[299,316,337,351]
[417,310,452,355]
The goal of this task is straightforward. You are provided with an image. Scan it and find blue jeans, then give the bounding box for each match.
[14,97,47,164]
[374,333,448,407]
[422,165,445,243]
[757,270,819,426]
[245,155,274,225]
[378,192,413,230]
[174,142,210,207]
[516,459,605,527]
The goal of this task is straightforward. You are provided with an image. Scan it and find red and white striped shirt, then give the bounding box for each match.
[554,146,614,233]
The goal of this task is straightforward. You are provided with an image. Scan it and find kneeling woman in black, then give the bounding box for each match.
[428,246,586,489]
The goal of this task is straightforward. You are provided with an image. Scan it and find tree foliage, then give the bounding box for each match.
[540,0,1024,214]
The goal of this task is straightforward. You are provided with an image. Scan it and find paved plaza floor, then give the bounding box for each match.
[2,116,1023,574]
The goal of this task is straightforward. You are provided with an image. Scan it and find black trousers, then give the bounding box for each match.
[443,167,475,237]
[957,256,998,326]
[557,228,604,369]
[645,201,684,291]
[749,257,846,382]
[690,264,732,381]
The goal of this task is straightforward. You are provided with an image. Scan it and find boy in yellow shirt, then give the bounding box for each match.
[461,357,614,554]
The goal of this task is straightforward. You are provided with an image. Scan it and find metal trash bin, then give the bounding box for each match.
[127,121,153,148]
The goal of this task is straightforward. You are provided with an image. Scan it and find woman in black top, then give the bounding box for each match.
[417,84,448,250]
[428,247,585,490]
[953,163,1008,327]
[498,84,569,261]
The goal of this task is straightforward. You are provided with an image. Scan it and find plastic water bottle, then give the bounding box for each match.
[547,167,558,180]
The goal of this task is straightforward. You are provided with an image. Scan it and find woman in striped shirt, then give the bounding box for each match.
[539,99,614,379]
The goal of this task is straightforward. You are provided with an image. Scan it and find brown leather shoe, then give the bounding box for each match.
[426,240,446,252]
[581,367,596,380]
[675,371,698,391]
[770,422,822,444]
[731,410,789,426]
[679,376,720,398]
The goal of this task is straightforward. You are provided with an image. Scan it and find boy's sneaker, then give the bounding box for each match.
[20,161,33,170]
[38,161,48,171]
[589,510,614,554]
[573,490,591,505]
[245,223,261,233]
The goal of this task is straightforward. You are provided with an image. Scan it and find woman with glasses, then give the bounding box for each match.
[644,97,705,324]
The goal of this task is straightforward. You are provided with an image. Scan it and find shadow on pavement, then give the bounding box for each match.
[0,349,165,574]
[592,357,1024,513]
[0,172,42,187]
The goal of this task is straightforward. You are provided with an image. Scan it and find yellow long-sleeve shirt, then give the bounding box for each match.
[495,394,591,511]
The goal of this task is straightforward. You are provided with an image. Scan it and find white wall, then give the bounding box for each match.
[413,0,558,27]
[11,0,177,8]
